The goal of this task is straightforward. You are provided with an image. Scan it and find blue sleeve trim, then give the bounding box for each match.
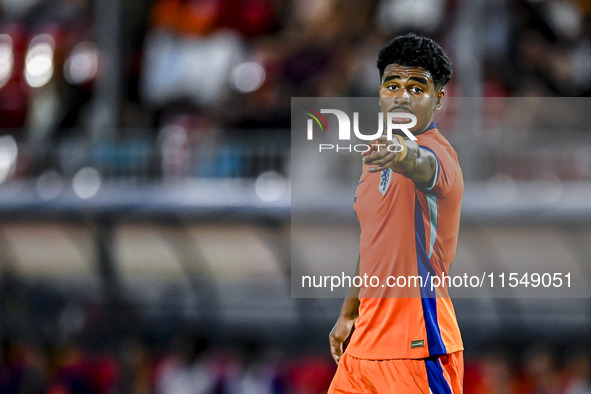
[419,145,440,192]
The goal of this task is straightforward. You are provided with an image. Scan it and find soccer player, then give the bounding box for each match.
[327,33,464,393]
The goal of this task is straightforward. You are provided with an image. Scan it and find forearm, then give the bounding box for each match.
[339,256,360,319]
[363,136,436,184]
[340,292,360,319]
[392,139,436,184]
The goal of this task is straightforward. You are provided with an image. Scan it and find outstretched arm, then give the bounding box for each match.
[362,135,437,185]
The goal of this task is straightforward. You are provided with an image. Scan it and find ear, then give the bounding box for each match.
[434,89,445,111]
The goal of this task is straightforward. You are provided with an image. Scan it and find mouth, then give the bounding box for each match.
[389,107,413,124]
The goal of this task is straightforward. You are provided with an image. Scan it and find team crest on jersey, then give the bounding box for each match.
[378,168,392,195]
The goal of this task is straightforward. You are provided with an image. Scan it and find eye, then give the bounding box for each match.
[387,84,398,91]
[411,86,423,93]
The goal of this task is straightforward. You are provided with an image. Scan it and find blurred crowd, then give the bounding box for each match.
[1,333,590,393]
[0,0,590,181]
[0,335,337,394]
[0,277,589,393]
[0,276,336,394]
[465,344,591,394]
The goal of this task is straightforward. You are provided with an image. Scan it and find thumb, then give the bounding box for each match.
[330,337,343,364]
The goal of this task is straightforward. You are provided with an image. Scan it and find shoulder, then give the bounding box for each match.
[417,129,459,163]
[416,128,463,196]
[417,128,453,148]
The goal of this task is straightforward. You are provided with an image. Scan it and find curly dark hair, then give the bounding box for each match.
[377,33,452,87]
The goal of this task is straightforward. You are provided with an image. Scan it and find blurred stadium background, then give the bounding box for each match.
[0,0,590,392]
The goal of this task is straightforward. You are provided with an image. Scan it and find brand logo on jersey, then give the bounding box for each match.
[410,339,425,348]
[378,168,392,195]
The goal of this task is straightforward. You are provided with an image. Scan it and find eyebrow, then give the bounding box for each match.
[382,75,429,85]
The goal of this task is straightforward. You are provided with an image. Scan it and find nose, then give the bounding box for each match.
[393,90,410,107]
[391,86,410,99]
[398,89,410,98]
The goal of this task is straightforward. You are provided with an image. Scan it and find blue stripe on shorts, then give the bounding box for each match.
[425,356,452,394]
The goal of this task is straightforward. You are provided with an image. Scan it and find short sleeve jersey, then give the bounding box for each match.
[345,125,464,360]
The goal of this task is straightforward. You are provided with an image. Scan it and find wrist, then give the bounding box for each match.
[393,134,408,162]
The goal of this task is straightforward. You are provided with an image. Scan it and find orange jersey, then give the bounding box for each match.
[346,125,464,360]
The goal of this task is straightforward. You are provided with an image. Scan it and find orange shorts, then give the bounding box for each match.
[328,351,463,393]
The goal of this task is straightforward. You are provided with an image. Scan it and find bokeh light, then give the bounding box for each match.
[0,135,17,184]
[230,61,266,93]
[0,34,14,89]
[64,41,99,85]
[72,167,101,199]
[25,34,55,88]
[36,170,64,200]
[254,170,286,202]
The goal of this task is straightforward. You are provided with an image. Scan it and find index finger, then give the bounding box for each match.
[361,136,388,157]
